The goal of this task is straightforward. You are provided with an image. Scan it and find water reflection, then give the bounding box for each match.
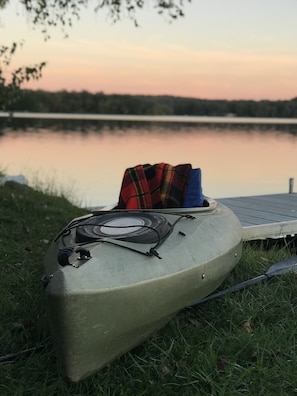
[1,121,296,207]
[2,116,297,136]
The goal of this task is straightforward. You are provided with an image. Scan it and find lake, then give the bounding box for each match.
[0,117,296,207]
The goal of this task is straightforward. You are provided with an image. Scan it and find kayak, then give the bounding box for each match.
[43,198,242,382]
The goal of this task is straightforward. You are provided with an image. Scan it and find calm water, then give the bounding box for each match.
[1,120,296,207]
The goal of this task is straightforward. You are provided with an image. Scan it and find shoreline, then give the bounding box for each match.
[1,112,297,125]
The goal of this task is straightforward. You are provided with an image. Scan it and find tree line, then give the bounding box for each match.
[6,89,297,118]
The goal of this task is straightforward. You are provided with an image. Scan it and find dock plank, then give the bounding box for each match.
[217,200,297,222]
[217,193,297,241]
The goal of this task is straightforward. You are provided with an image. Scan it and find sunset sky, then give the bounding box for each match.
[1,0,297,100]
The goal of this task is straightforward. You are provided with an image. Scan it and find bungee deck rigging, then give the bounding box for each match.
[56,211,197,263]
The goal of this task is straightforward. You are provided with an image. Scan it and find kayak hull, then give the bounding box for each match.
[44,200,242,381]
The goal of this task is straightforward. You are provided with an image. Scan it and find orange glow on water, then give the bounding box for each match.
[1,127,296,206]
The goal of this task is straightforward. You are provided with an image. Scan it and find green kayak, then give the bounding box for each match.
[43,198,242,382]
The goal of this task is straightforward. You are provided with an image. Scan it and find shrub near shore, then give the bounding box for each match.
[0,181,296,395]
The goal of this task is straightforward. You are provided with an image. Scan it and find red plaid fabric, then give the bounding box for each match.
[117,163,192,209]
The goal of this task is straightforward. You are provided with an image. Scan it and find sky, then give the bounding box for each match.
[1,0,297,100]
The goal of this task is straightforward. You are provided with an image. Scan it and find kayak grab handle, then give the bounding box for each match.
[57,247,92,267]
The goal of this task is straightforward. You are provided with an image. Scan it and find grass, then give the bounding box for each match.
[1,181,297,395]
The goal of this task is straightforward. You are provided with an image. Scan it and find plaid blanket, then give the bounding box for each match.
[117,163,192,209]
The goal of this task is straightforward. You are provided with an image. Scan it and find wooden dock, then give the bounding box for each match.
[217,193,297,241]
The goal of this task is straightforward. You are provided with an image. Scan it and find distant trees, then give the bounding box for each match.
[8,89,297,118]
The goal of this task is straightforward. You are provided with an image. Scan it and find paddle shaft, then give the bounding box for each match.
[0,345,45,363]
[197,274,268,304]
[194,255,297,305]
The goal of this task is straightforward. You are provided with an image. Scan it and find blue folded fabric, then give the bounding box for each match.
[183,168,204,207]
